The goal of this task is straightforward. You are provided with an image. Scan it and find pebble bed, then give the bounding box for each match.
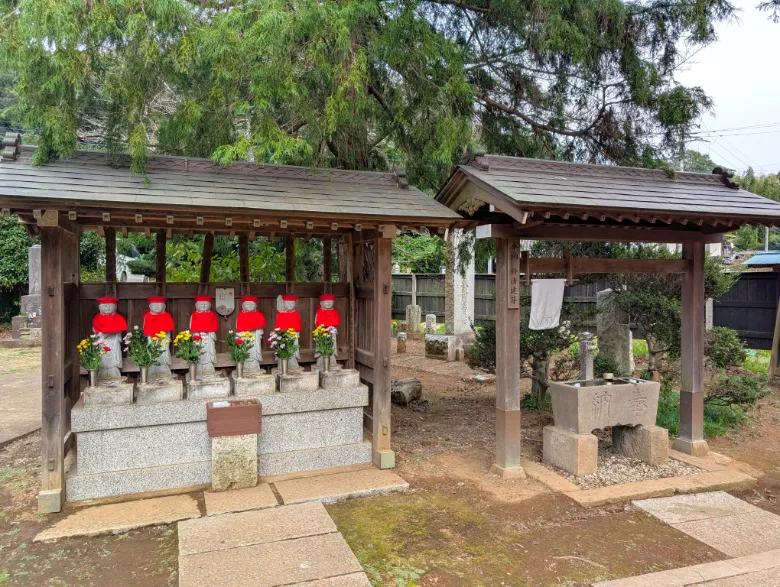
[550,449,703,490]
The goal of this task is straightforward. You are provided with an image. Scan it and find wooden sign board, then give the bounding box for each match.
[207,399,262,438]
[508,239,521,309]
[215,287,235,317]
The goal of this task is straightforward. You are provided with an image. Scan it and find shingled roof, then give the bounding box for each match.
[436,154,780,230]
[0,146,460,228]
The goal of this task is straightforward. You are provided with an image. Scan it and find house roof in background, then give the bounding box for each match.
[744,251,780,266]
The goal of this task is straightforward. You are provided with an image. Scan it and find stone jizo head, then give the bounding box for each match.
[241,300,257,312]
[194,295,212,313]
[281,294,297,312]
[149,302,166,314]
[319,293,335,310]
[97,296,118,315]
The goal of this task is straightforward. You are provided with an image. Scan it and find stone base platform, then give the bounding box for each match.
[83,382,135,407]
[319,369,360,389]
[278,371,319,393]
[186,373,230,400]
[66,385,371,502]
[135,379,184,404]
[234,374,276,397]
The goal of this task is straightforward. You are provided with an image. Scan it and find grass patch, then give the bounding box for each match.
[656,388,751,437]
[743,349,770,375]
[632,339,649,358]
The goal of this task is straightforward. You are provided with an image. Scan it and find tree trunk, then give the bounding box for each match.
[532,354,550,406]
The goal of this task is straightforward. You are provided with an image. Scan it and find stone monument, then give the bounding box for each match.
[233,295,275,397]
[187,295,230,400]
[596,289,634,376]
[9,245,42,346]
[578,331,595,381]
[444,228,475,349]
[135,296,184,404]
[405,304,421,336]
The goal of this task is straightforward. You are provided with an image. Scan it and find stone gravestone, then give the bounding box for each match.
[596,289,634,376]
[425,314,437,334]
[11,245,42,344]
[578,331,595,381]
[445,228,475,341]
[397,332,407,354]
[405,304,422,335]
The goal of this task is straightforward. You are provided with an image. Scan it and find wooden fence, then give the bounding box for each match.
[713,272,780,350]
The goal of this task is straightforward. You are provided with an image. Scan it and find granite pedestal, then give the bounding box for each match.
[135,379,184,404]
[66,385,371,502]
[277,371,319,393]
[234,374,276,397]
[83,382,134,407]
[319,369,360,389]
[186,373,230,400]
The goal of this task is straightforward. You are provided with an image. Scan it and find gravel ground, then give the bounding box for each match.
[548,448,703,490]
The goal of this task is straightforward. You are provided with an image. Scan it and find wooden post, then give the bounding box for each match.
[372,236,394,468]
[410,273,417,306]
[105,227,117,296]
[346,234,356,369]
[285,234,295,290]
[491,237,526,479]
[323,236,332,291]
[674,241,709,456]
[338,237,349,283]
[198,232,214,295]
[239,234,250,295]
[156,229,167,296]
[38,222,79,513]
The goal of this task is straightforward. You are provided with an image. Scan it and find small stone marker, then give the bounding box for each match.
[578,331,595,381]
[596,289,634,376]
[212,434,258,492]
[397,332,407,353]
[405,304,421,334]
[425,314,437,334]
[391,378,422,406]
[424,333,456,361]
[455,347,465,361]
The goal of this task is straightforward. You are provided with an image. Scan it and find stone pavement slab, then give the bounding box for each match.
[179,532,364,587]
[178,501,336,556]
[34,494,200,542]
[285,573,372,586]
[203,483,279,515]
[633,491,761,524]
[592,548,780,586]
[274,468,409,504]
[672,510,780,557]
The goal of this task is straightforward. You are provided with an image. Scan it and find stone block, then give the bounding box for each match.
[187,374,230,401]
[319,369,359,389]
[542,425,598,476]
[391,378,422,406]
[425,313,437,334]
[258,442,372,478]
[396,332,407,353]
[274,468,409,505]
[578,331,595,381]
[612,424,669,466]
[135,379,184,404]
[424,334,457,361]
[405,305,421,333]
[455,347,465,361]
[278,371,319,393]
[596,289,634,376]
[203,484,279,516]
[212,434,258,492]
[673,437,711,457]
[83,382,134,407]
[549,379,660,434]
[258,408,364,455]
[234,374,276,397]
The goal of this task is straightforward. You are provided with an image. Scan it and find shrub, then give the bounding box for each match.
[552,348,579,381]
[743,350,770,375]
[704,326,746,369]
[705,372,770,407]
[594,353,624,378]
[467,321,495,373]
[521,391,551,411]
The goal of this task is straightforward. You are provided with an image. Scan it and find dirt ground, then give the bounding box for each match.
[0,337,779,586]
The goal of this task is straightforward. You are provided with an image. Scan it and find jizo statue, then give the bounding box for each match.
[92,296,127,383]
[273,294,302,370]
[144,296,175,381]
[315,293,340,370]
[190,294,219,378]
[236,295,266,373]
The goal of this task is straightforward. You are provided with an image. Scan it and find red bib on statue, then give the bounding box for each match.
[92,313,127,334]
[315,308,340,328]
[237,310,266,332]
[191,311,219,333]
[274,311,302,332]
[143,311,175,336]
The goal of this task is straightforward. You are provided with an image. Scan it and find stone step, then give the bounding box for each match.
[274,468,409,505]
[67,442,373,502]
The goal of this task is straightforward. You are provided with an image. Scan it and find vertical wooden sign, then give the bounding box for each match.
[507,238,521,309]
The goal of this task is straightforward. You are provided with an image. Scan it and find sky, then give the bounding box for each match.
[674,0,780,175]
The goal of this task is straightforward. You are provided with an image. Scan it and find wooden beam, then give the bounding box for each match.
[526,257,690,275]
[323,236,332,289]
[371,236,394,469]
[285,234,295,287]
[156,229,167,296]
[492,237,525,478]
[198,232,214,295]
[674,241,709,457]
[36,210,81,234]
[238,234,250,293]
[476,223,724,244]
[104,227,117,297]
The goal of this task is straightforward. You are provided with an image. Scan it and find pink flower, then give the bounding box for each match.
[279,343,285,349]
[236,339,244,345]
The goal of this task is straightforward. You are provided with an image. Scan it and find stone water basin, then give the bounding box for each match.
[549,377,661,434]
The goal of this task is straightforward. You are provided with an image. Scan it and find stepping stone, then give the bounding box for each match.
[286,573,371,586]
[672,510,780,557]
[178,501,336,556]
[204,483,279,516]
[179,532,364,587]
[274,468,409,505]
[634,491,761,524]
[34,495,200,542]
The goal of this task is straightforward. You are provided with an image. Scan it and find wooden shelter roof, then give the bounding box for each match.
[0,143,460,234]
[436,154,780,242]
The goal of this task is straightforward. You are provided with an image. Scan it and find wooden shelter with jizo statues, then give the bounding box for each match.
[0,140,461,513]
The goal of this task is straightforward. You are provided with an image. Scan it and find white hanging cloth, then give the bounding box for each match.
[529,279,566,330]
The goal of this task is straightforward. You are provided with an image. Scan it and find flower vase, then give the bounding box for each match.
[280,358,289,375]
[139,366,148,385]
[322,356,331,373]
[236,362,244,379]
[88,369,98,388]
[188,364,197,381]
